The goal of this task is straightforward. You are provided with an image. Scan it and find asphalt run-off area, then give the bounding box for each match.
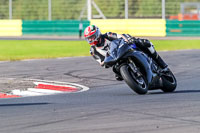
[0,45,199,133]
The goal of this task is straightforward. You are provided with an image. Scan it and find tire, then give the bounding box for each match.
[161,70,177,92]
[120,64,148,94]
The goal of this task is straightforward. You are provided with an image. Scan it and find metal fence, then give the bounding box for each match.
[0,0,199,20]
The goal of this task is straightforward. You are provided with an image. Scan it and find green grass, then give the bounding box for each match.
[152,40,200,51]
[0,40,90,61]
[0,40,199,61]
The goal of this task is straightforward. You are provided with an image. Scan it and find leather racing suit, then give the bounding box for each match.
[90,32,168,80]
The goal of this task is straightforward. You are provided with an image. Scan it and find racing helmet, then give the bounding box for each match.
[84,25,101,46]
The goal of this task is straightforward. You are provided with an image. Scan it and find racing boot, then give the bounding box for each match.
[144,41,169,73]
[151,51,169,73]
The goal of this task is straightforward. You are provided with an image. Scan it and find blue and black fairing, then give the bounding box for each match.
[127,51,154,85]
[104,38,155,85]
[104,39,132,65]
[121,43,154,85]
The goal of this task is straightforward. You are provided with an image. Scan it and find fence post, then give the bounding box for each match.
[48,0,52,20]
[198,4,200,20]
[9,0,12,19]
[162,0,165,19]
[125,0,128,19]
[87,0,92,20]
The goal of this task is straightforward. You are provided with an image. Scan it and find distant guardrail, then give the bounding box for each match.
[22,20,90,36]
[91,19,166,37]
[0,20,89,36]
[166,20,200,36]
[0,19,200,37]
[0,20,22,36]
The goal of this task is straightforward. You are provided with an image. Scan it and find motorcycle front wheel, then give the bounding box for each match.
[120,64,148,94]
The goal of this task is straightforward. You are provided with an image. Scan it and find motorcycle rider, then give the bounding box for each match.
[84,25,168,81]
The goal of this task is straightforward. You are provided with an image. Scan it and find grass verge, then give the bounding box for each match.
[152,40,200,51]
[0,40,90,61]
[0,40,199,61]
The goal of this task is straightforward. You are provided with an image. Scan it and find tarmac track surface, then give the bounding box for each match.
[0,50,200,133]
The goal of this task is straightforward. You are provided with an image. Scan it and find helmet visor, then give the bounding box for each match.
[85,34,97,44]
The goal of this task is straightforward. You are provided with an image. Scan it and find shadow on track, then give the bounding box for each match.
[149,89,200,95]
[0,102,50,107]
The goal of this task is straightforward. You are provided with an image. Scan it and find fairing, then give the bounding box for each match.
[104,39,154,84]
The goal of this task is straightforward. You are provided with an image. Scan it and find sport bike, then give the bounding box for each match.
[104,39,177,94]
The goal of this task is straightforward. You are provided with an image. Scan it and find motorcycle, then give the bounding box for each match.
[104,39,177,95]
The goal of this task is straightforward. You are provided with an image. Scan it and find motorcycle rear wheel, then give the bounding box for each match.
[120,64,148,94]
[161,69,177,92]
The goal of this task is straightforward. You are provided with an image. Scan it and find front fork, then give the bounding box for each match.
[113,57,141,78]
[128,57,142,78]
